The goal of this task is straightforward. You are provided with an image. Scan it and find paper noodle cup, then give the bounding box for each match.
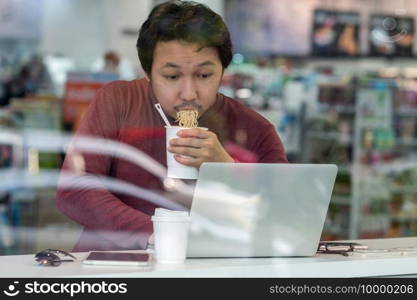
[165,126,207,179]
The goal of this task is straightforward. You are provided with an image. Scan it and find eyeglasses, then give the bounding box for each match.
[317,242,368,256]
[34,249,76,266]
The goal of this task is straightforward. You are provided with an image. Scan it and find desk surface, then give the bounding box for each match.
[1,237,417,278]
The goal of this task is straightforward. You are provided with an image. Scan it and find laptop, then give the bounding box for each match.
[186,163,338,257]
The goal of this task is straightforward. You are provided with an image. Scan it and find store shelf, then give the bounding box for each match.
[306,131,352,144]
[390,215,417,222]
[389,185,417,195]
[307,84,409,240]
[301,77,417,240]
[338,165,352,174]
[357,119,392,129]
[330,195,351,205]
[322,224,349,236]
[318,104,355,114]
[396,138,417,147]
[366,160,417,174]
[395,109,417,117]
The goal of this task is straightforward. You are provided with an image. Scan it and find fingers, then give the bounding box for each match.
[173,154,201,167]
[168,145,202,158]
[169,128,213,148]
[169,144,212,167]
[176,128,210,139]
[169,137,204,148]
[167,129,232,167]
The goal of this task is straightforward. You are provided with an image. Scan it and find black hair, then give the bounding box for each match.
[137,0,233,75]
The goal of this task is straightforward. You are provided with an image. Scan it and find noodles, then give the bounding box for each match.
[176,110,198,128]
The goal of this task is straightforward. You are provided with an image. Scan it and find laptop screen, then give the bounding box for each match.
[187,163,337,258]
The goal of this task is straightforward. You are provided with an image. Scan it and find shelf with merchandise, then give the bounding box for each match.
[317,103,356,114]
[387,221,417,237]
[331,194,351,206]
[333,172,351,194]
[357,165,417,240]
[303,77,417,240]
[395,109,417,117]
[322,205,350,240]
[358,213,391,239]
[393,87,417,145]
[303,127,353,167]
[316,81,398,239]
[306,130,352,145]
[396,138,417,147]
[390,215,417,223]
[337,164,352,174]
[302,83,356,239]
[389,185,417,195]
[322,223,349,238]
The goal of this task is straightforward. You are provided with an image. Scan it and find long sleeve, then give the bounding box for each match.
[256,123,288,163]
[56,83,153,251]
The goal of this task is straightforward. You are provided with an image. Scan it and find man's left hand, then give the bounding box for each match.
[167,128,234,168]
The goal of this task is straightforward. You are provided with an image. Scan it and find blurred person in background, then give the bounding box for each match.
[92,50,136,80]
[103,51,120,74]
[0,55,51,106]
[57,0,287,252]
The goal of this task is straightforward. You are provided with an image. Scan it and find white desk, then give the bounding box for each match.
[1,238,417,278]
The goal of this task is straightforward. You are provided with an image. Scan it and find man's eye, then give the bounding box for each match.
[198,73,212,79]
[164,75,179,80]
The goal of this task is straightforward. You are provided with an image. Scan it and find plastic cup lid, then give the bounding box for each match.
[151,215,191,222]
[152,208,191,222]
[154,208,189,217]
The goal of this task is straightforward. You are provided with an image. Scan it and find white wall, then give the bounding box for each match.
[153,0,224,15]
[101,0,153,77]
[39,0,107,69]
[226,0,417,56]
[39,0,224,74]
[33,0,417,71]
[39,0,154,73]
[102,0,223,76]
[0,0,43,39]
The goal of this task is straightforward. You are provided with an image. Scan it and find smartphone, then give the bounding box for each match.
[82,251,150,266]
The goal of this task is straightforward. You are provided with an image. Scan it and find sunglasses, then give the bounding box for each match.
[34,249,76,266]
[317,242,368,256]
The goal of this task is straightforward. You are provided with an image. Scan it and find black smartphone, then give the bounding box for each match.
[82,252,150,266]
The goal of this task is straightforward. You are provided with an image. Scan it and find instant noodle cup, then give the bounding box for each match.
[166,126,207,179]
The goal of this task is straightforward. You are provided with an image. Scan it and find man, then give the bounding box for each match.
[57,0,287,252]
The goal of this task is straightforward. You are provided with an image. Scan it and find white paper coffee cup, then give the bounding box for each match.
[151,209,191,264]
[165,126,207,179]
[154,208,189,217]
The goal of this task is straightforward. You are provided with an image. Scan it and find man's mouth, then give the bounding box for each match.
[178,107,197,110]
[175,104,202,111]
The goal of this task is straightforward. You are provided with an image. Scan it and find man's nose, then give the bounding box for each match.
[180,78,197,101]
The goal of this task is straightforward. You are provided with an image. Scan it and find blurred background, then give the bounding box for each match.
[1,0,417,255]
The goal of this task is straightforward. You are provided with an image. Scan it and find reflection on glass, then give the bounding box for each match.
[187,163,337,257]
[0,129,196,255]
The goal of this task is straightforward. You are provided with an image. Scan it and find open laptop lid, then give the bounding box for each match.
[187,163,338,258]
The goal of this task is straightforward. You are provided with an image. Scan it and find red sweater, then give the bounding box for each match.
[56,78,287,252]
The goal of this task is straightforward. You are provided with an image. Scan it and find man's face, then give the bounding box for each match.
[149,40,224,119]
